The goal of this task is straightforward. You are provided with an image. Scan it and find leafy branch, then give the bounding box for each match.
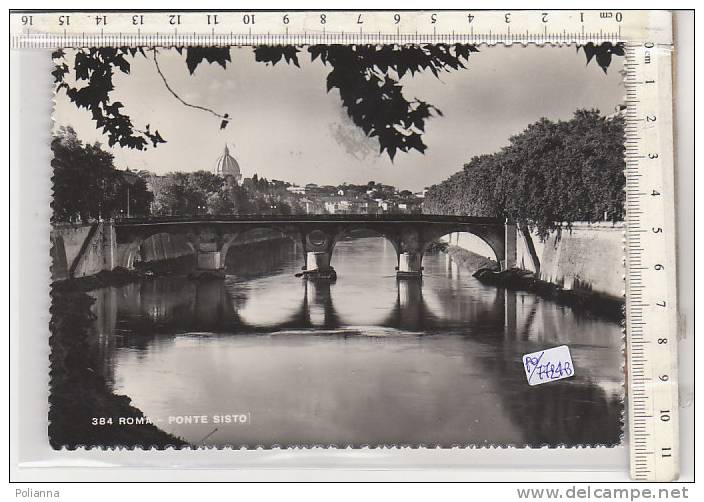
[254,44,478,160]
[52,47,166,150]
[577,42,625,73]
[54,43,624,160]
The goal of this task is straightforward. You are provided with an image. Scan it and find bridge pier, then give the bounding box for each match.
[196,242,223,272]
[397,252,423,279]
[305,251,333,272]
[503,221,517,270]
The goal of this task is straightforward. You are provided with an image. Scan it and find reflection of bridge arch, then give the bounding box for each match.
[111,274,509,340]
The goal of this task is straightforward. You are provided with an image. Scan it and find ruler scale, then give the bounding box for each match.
[9,9,678,481]
[624,39,679,482]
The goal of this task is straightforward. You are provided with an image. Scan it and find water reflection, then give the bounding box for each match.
[87,237,624,447]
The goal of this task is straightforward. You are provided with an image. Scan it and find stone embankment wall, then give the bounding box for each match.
[444,222,624,300]
[444,245,498,273]
[51,223,294,282]
[516,222,624,300]
[51,222,195,281]
[51,222,112,281]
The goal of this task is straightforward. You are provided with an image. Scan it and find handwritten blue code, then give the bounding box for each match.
[522,346,575,385]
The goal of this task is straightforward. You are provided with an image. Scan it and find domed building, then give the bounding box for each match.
[214,144,242,183]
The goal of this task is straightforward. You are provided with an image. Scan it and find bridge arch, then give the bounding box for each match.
[220,227,302,261]
[421,228,504,268]
[117,231,198,270]
[111,215,512,277]
[330,227,401,259]
[220,227,303,273]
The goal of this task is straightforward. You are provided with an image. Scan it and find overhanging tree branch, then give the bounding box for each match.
[152,48,231,128]
[54,44,624,157]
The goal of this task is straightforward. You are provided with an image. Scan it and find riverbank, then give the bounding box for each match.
[52,267,151,294]
[50,282,189,448]
[473,267,624,322]
[48,236,298,448]
[444,245,499,273]
[441,243,623,322]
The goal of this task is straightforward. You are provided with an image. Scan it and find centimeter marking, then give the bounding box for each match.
[9,10,672,48]
[9,9,678,481]
[624,41,678,482]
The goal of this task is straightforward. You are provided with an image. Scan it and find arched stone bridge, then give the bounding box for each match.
[113,214,516,278]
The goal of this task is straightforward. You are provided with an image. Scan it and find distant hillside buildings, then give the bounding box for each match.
[139,144,426,216]
[287,182,425,215]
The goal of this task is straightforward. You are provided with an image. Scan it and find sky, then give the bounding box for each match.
[54,45,624,192]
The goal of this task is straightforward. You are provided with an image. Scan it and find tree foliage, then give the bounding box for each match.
[578,42,625,73]
[52,48,166,150]
[423,109,625,237]
[53,43,623,161]
[51,126,153,222]
[147,171,299,217]
[422,154,501,218]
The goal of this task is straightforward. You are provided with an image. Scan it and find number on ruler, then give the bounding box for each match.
[625,39,678,483]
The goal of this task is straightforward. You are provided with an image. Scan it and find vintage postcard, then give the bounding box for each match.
[49,42,626,449]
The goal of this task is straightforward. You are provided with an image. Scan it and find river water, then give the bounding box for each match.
[88,236,624,447]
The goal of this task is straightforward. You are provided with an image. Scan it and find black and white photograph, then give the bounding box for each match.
[48,41,628,450]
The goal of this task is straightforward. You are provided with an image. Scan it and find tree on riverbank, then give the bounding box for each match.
[498,109,625,235]
[147,170,300,216]
[52,126,153,222]
[423,109,625,269]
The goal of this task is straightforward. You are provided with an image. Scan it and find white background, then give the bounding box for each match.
[3,0,697,497]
